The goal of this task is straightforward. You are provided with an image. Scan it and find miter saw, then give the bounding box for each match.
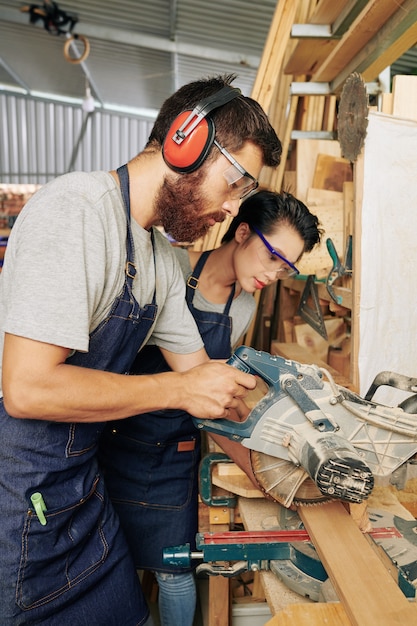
[194,346,417,507]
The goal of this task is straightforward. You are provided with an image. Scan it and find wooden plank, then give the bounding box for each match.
[297,200,344,277]
[296,139,341,202]
[343,180,354,240]
[285,38,338,76]
[298,501,417,626]
[308,0,352,25]
[266,602,351,626]
[381,92,393,115]
[208,566,230,626]
[312,154,353,192]
[212,464,262,499]
[293,317,346,362]
[313,0,408,83]
[238,497,313,614]
[251,0,300,112]
[330,0,417,92]
[350,151,364,393]
[392,75,417,122]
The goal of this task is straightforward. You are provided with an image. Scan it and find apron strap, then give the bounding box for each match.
[186,250,235,315]
[117,164,136,282]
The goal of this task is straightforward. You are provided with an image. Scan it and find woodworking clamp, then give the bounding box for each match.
[326,236,352,305]
[163,513,417,600]
[199,452,237,508]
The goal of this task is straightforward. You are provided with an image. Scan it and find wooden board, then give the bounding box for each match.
[392,74,417,122]
[295,139,341,203]
[211,464,262,499]
[331,0,417,91]
[266,602,350,626]
[298,501,417,626]
[298,187,346,276]
[251,0,299,112]
[312,0,409,83]
[312,154,353,192]
[293,317,346,362]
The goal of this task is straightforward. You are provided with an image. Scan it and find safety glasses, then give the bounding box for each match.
[252,226,300,277]
[214,139,258,200]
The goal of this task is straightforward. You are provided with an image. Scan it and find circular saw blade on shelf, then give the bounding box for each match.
[251,450,332,507]
[337,72,369,162]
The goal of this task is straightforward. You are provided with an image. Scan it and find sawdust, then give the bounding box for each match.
[367,484,417,520]
[389,477,417,500]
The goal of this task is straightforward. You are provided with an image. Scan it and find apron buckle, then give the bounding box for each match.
[125,261,136,279]
[187,275,199,290]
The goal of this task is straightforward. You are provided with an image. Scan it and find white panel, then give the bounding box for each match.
[359,112,417,405]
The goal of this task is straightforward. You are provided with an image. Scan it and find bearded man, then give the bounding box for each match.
[0,73,281,625]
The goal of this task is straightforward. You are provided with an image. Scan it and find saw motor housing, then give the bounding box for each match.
[194,347,417,505]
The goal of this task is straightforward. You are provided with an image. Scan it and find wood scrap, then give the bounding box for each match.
[293,317,346,362]
[295,139,342,203]
[211,464,262,499]
[312,154,353,192]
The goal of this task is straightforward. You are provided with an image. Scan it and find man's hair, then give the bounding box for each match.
[222,189,323,253]
[147,74,282,168]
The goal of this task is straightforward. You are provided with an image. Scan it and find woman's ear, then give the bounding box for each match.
[235,222,252,244]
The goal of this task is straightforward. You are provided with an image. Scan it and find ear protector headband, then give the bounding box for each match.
[162,85,241,174]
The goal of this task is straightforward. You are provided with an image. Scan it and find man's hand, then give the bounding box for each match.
[177,361,256,419]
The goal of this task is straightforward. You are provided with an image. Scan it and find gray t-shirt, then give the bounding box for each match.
[0,171,203,394]
[174,247,256,347]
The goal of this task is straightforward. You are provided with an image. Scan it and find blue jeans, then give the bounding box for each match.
[154,571,196,626]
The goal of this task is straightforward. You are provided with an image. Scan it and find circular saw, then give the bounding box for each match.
[250,451,331,507]
[337,72,369,162]
[194,346,417,509]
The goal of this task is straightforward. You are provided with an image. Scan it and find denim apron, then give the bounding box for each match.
[0,165,157,625]
[99,250,235,572]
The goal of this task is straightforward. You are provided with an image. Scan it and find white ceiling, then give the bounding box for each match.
[0,0,278,116]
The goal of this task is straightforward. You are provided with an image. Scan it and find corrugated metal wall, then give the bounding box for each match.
[0,93,154,184]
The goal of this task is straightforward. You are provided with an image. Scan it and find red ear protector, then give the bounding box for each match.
[162,85,241,174]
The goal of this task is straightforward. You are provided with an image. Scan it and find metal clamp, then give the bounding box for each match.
[199,453,237,507]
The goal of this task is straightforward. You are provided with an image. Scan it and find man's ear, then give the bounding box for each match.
[235,222,252,243]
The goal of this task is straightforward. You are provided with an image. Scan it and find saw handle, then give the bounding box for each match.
[192,346,282,440]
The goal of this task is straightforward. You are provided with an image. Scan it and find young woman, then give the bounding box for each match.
[98,189,322,626]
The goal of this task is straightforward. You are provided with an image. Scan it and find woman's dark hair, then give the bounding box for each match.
[222,189,323,253]
[147,74,282,168]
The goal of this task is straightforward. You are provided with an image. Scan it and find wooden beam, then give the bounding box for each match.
[330,0,417,91]
[312,0,408,83]
[298,501,417,626]
[308,0,353,26]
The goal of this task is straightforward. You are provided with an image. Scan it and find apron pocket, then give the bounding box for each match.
[105,435,199,509]
[16,475,110,610]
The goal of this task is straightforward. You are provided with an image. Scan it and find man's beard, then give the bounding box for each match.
[155,172,225,243]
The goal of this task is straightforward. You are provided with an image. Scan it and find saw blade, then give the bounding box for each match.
[337,72,369,162]
[251,451,332,507]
